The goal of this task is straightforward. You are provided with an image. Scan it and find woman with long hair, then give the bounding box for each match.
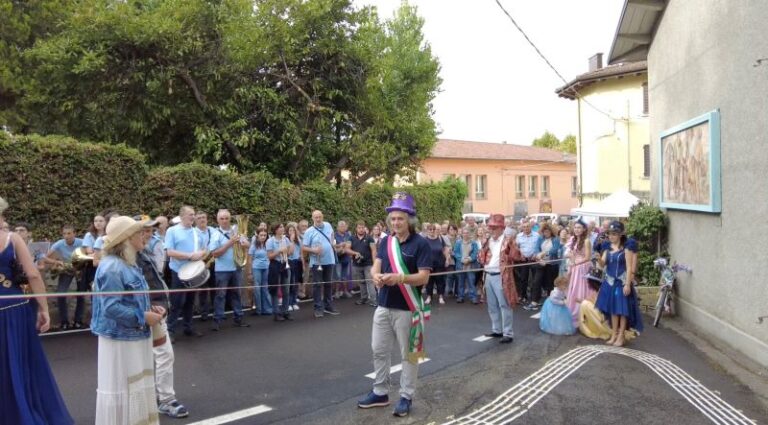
[565,220,593,327]
[443,224,459,296]
[286,222,302,312]
[248,229,272,316]
[595,221,643,347]
[0,197,74,424]
[92,216,163,424]
[267,223,293,321]
[525,223,561,311]
[557,227,571,277]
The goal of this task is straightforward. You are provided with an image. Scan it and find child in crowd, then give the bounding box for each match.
[539,275,575,335]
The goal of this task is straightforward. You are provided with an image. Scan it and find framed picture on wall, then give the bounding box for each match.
[658,109,721,213]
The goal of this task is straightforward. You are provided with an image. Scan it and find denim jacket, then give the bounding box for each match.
[90,255,151,341]
[452,240,478,268]
[535,237,561,260]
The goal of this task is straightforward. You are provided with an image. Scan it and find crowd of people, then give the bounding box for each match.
[0,191,645,422]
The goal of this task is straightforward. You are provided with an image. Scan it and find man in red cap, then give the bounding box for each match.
[478,213,521,344]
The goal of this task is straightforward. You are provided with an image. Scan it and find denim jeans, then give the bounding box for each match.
[485,273,514,337]
[289,259,303,305]
[335,261,351,293]
[214,269,244,322]
[167,270,195,334]
[56,273,85,325]
[312,265,335,312]
[445,269,458,295]
[252,268,272,315]
[456,265,477,302]
[268,260,290,316]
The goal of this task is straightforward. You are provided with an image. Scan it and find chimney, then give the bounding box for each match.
[588,53,603,72]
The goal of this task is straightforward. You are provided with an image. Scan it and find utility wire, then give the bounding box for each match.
[494,0,629,123]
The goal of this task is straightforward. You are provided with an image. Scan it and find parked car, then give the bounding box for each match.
[526,213,559,224]
[462,213,490,225]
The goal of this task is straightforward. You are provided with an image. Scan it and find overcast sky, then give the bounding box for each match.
[353,0,625,146]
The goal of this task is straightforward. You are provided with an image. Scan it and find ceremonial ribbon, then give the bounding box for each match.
[386,236,430,364]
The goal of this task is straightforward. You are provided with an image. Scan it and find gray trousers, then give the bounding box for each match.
[371,307,418,400]
[351,264,375,303]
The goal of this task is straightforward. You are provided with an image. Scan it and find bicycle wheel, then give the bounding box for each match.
[653,287,668,328]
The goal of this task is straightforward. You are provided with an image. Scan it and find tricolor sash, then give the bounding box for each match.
[386,236,430,364]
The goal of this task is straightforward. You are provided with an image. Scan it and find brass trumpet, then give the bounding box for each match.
[233,214,249,268]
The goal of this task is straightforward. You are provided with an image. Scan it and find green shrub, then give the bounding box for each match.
[1,134,466,239]
[0,132,146,239]
[627,202,667,285]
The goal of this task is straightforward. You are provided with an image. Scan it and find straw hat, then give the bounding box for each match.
[102,216,144,250]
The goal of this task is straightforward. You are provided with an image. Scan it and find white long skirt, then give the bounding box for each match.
[95,336,159,425]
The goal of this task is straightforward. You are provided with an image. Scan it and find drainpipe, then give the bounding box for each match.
[577,98,584,206]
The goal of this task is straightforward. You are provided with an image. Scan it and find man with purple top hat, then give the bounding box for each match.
[358,192,431,418]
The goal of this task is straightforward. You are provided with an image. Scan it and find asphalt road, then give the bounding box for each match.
[42,296,767,424]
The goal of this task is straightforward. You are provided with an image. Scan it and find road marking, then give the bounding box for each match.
[365,358,430,379]
[529,313,541,319]
[443,345,757,425]
[186,405,273,425]
[473,335,494,342]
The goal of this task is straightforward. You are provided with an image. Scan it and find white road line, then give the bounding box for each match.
[473,335,494,342]
[529,313,541,319]
[186,405,273,425]
[365,358,430,379]
[444,345,757,425]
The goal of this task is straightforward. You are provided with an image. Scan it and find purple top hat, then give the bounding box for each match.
[385,192,417,216]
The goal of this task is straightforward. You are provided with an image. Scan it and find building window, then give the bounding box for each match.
[460,174,472,199]
[528,176,538,198]
[642,82,649,115]
[571,176,578,197]
[515,176,525,198]
[541,176,550,198]
[475,175,487,200]
[643,144,650,177]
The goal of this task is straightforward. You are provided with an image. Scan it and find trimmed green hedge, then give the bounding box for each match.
[0,132,147,239]
[144,164,467,227]
[1,133,466,239]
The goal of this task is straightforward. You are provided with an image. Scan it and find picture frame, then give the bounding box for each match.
[658,109,721,213]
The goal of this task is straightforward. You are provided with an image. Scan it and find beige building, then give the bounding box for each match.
[556,55,651,209]
[417,139,578,217]
[609,0,768,366]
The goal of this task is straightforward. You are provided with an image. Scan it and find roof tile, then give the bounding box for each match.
[430,139,575,163]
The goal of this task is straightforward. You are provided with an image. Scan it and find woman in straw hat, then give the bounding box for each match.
[91,216,164,425]
[0,197,73,424]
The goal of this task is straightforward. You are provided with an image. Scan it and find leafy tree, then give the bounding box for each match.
[531,131,560,149]
[531,131,576,154]
[560,134,577,154]
[14,0,441,184]
[0,0,75,128]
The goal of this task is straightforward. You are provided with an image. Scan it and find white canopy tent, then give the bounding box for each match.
[570,190,640,218]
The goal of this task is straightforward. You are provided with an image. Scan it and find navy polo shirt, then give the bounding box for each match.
[376,233,432,311]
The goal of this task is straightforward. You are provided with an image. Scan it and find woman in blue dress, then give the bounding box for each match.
[0,197,74,425]
[595,221,644,347]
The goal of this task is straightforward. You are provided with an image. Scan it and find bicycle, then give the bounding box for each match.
[652,258,692,327]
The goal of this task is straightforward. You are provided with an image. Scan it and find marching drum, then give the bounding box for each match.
[178,260,209,288]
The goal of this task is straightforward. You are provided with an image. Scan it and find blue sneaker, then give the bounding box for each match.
[393,397,412,417]
[357,391,389,408]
